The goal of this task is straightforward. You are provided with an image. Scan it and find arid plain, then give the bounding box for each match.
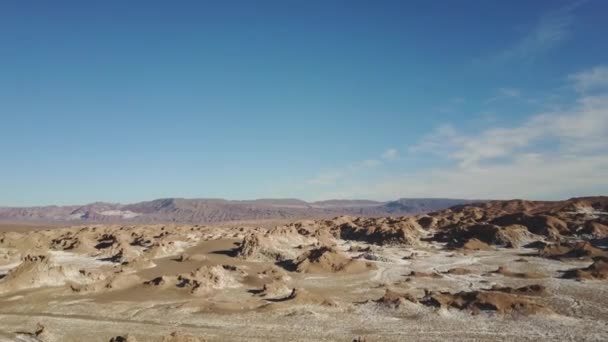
[0,197,607,341]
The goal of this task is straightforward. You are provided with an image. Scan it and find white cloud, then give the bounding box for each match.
[415,93,608,167]
[407,89,608,198]
[306,65,608,201]
[568,65,608,92]
[381,148,399,161]
[342,153,608,200]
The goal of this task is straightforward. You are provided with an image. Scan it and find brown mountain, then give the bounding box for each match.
[0,197,476,224]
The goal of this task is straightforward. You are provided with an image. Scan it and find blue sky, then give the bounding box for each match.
[1,0,607,206]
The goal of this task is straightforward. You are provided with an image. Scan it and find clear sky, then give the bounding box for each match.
[1,0,607,206]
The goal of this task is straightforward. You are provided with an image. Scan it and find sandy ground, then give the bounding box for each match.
[0,217,607,341]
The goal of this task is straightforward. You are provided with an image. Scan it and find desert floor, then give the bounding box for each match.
[0,216,607,341]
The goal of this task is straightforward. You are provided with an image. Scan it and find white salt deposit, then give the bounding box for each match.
[99,210,141,219]
[48,251,113,268]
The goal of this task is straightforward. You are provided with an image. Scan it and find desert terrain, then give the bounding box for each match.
[0,197,607,341]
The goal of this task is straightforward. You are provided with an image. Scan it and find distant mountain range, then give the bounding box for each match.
[0,198,479,224]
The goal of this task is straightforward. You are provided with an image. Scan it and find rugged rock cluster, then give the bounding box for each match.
[0,197,606,340]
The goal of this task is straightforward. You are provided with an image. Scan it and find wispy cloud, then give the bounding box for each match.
[485,87,521,104]
[568,65,608,92]
[436,97,466,114]
[487,1,585,64]
[381,148,399,161]
[306,150,390,187]
[359,159,381,168]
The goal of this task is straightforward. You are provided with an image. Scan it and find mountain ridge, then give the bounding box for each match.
[0,197,479,224]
